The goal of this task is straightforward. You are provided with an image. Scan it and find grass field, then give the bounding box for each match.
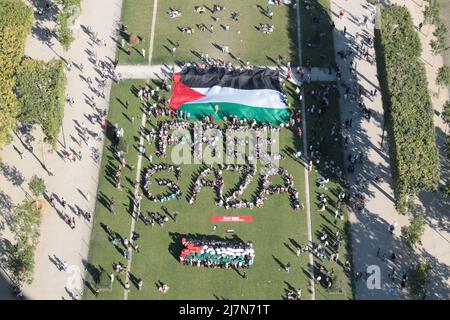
[87,0,351,300]
[116,0,154,64]
[303,82,352,299]
[299,0,335,67]
[84,79,317,299]
[116,0,299,66]
[116,0,334,67]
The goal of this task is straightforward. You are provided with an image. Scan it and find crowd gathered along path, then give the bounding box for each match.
[0,0,123,299]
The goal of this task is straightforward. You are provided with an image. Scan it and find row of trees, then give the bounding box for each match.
[16,59,67,148]
[423,0,449,55]
[56,0,81,51]
[375,6,440,213]
[0,0,34,149]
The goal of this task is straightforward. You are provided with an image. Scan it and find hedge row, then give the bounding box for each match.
[0,0,34,149]
[16,59,67,147]
[375,6,440,212]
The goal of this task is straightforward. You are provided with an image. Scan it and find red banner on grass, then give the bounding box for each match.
[210,216,253,222]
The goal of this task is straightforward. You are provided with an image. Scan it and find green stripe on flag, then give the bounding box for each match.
[178,102,290,125]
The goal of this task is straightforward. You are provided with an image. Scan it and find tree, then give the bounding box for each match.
[4,243,36,286]
[55,0,81,51]
[401,213,426,247]
[445,137,450,159]
[409,261,430,298]
[442,100,450,125]
[430,22,448,55]
[0,0,34,149]
[436,65,450,88]
[442,183,450,198]
[16,59,66,148]
[28,175,46,199]
[4,200,42,287]
[423,0,440,25]
[10,200,42,247]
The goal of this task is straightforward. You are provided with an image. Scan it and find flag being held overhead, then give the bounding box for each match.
[169,67,291,125]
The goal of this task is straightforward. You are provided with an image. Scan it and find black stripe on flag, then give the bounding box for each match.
[179,67,283,91]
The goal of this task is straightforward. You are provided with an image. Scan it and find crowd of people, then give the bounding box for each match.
[187,164,302,210]
[143,164,182,202]
[179,237,255,269]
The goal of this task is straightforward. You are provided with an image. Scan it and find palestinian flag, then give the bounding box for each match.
[170,67,290,125]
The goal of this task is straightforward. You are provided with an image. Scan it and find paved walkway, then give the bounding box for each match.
[0,0,123,299]
[327,0,449,299]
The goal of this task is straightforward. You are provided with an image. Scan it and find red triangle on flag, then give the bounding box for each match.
[169,74,206,110]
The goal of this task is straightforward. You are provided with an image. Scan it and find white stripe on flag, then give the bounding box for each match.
[185,86,287,109]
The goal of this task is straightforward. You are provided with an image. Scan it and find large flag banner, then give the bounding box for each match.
[169,67,291,125]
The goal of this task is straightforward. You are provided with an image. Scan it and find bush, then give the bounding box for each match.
[16,59,66,147]
[401,213,426,247]
[409,261,430,298]
[375,6,440,212]
[28,175,47,198]
[0,0,34,149]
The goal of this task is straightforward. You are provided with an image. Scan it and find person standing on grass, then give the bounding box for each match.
[285,262,291,273]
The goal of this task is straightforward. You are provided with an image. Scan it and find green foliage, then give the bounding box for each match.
[442,183,450,198]
[423,1,448,55]
[56,0,81,51]
[430,22,449,55]
[4,200,42,286]
[436,64,450,87]
[375,6,440,212]
[28,175,47,198]
[0,0,34,149]
[56,10,74,51]
[401,213,426,247]
[4,243,36,286]
[16,59,66,147]
[445,137,450,159]
[409,261,430,298]
[442,100,450,124]
[423,0,440,25]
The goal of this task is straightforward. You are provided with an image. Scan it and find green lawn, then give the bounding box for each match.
[87,0,352,301]
[116,0,154,64]
[118,0,298,66]
[299,0,335,67]
[304,82,352,299]
[84,80,315,299]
